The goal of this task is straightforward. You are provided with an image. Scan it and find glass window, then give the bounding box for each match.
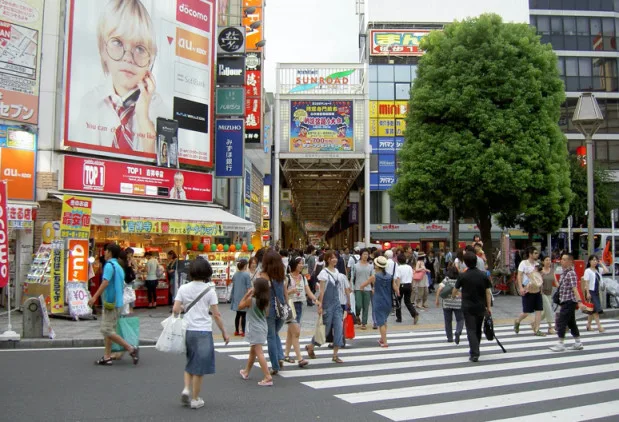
[579,76,593,90]
[395,83,410,100]
[394,65,410,82]
[577,35,591,50]
[564,35,578,50]
[557,57,565,75]
[579,58,592,76]
[370,154,378,172]
[549,0,561,8]
[596,141,609,160]
[411,65,418,81]
[370,82,378,100]
[590,0,602,11]
[378,83,394,100]
[608,141,619,167]
[565,76,579,91]
[536,16,550,34]
[563,0,577,9]
[530,16,536,27]
[577,17,590,36]
[616,0,619,12]
[378,65,394,82]
[566,58,578,76]
[564,17,576,35]
[602,0,614,11]
[591,18,602,36]
[550,35,564,49]
[603,18,615,35]
[369,66,378,82]
[551,16,562,34]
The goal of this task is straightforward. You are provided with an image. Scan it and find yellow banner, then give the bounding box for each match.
[370,118,406,136]
[120,218,224,236]
[262,220,270,231]
[60,195,92,239]
[50,242,65,314]
[370,101,408,119]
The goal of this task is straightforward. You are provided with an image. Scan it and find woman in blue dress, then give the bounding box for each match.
[360,256,395,347]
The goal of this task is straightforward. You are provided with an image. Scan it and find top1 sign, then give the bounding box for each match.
[370,29,431,56]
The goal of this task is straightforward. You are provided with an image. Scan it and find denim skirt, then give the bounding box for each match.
[185,330,215,375]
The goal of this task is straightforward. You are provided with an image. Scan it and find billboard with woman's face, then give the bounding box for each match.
[63,0,215,166]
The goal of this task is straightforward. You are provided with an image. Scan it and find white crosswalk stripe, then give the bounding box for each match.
[215,320,619,421]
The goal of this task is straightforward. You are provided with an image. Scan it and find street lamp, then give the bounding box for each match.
[572,92,604,255]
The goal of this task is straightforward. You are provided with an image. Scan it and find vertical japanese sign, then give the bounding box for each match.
[60,195,92,240]
[244,168,251,220]
[0,0,44,124]
[50,241,65,314]
[67,239,89,283]
[244,52,261,143]
[243,0,263,52]
[0,181,9,288]
[215,119,244,178]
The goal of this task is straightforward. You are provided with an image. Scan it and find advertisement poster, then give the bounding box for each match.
[63,0,216,166]
[369,29,431,56]
[67,282,92,318]
[61,195,92,240]
[0,181,8,288]
[243,0,263,51]
[215,118,244,178]
[67,239,89,283]
[244,52,261,143]
[7,204,34,229]
[156,118,179,168]
[62,155,213,203]
[0,0,44,124]
[244,168,251,219]
[50,241,65,314]
[290,101,354,152]
[0,124,36,200]
[120,218,223,236]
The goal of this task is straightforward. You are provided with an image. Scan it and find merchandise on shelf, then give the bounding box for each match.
[26,244,53,284]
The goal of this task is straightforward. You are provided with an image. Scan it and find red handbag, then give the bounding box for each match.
[344,312,355,339]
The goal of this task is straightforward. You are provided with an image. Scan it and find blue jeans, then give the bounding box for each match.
[443,308,464,342]
[267,315,284,371]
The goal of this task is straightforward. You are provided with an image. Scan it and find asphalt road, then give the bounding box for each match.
[2,320,619,422]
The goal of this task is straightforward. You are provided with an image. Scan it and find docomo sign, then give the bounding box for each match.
[177,0,212,33]
[0,182,8,288]
[67,239,89,283]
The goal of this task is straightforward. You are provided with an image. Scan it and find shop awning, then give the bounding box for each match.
[63,196,255,232]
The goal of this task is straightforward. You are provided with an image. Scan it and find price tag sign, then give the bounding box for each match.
[66,282,92,318]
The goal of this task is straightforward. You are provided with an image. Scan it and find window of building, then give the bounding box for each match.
[591,18,602,36]
[370,154,378,172]
[557,57,565,75]
[579,58,592,76]
[369,65,378,82]
[551,16,563,34]
[370,191,381,224]
[411,65,418,80]
[395,83,411,100]
[394,65,411,82]
[378,83,395,100]
[566,58,578,76]
[564,17,576,35]
[370,82,378,100]
[577,17,590,36]
[378,65,394,82]
[536,16,550,34]
[549,0,561,9]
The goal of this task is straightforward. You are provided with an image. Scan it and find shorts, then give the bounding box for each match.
[185,330,215,376]
[522,292,543,313]
[293,301,303,324]
[100,308,120,337]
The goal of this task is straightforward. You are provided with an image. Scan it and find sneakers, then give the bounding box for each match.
[455,333,461,345]
[190,398,205,409]
[414,314,419,325]
[181,390,190,406]
[568,343,584,351]
[549,343,566,352]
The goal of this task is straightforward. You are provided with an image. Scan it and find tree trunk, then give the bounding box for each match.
[452,208,460,253]
[476,210,494,271]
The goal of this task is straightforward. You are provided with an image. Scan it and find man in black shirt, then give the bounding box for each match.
[454,252,492,362]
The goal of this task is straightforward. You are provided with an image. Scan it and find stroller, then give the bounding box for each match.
[602,277,619,308]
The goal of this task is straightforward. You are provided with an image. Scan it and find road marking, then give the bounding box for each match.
[487,400,619,422]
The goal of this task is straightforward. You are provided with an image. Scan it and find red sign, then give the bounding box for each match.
[245,97,261,128]
[62,155,213,203]
[245,70,261,97]
[176,0,212,33]
[0,182,8,288]
[67,239,89,283]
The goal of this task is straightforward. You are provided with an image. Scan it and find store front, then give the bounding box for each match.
[6,204,36,307]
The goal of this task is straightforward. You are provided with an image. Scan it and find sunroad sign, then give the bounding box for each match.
[216,56,245,85]
[217,27,245,54]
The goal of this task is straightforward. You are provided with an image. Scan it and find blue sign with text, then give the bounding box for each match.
[215,119,244,178]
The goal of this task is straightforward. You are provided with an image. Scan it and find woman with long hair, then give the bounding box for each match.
[283,257,318,367]
[248,256,259,286]
[360,256,395,347]
[583,255,608,333]
[414,253,431,309]
[541,256,558,335]
[262,250,288,375]
[353,249,374,330]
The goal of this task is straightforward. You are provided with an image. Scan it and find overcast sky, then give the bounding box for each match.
[263,0,360,91]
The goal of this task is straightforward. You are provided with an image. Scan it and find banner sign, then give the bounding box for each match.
[120,218,224,236]
[63,0,216,166]
[369,29,431,56]
[67,282,92,318]
[216,87,244,116]
[244,168,251,220]
[50,241,65,314]
[217,26,245,54]
[215,119,244,177]
[244,53,261,143]
[349,203,359,225]
[67,239,89,283]
[0,0,44,124]
[61,195,92,240]
[7,204,34,229]
[290,101,354,152]
[156,118,179,168]
[0,124,36,201]
[0,182,8,288]
[243,0,263,51]
[62,155,213,203]
[216,56,245,85]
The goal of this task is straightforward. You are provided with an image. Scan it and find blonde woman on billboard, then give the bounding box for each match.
[169,172,187,200]
[73,0,167,155]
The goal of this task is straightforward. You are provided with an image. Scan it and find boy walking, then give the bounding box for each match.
[550,253,584,352]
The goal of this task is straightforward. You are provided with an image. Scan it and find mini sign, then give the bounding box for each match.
[217,26,245,54]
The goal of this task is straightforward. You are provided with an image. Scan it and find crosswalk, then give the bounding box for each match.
[215,320,619,421]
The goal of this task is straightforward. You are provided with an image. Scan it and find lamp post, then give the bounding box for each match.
[571,93,604,255]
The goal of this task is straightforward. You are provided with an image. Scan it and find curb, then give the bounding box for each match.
[0,338,157,350]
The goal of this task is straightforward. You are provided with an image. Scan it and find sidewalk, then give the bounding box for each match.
[1,293,617,349]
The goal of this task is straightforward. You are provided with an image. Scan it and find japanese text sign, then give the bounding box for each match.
[7,204,34,229]
[120,218,224,236]
[67,282,92,318]
[0,181,8,288]
[290,101,354,152]
[370,29,431,56]
[67,239,89,283]
[50,241,65,314]
[215,119,244,178]
[60,194,92,240]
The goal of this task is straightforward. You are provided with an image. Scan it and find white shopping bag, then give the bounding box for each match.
[155,315,186,354]
[349,292,356,315]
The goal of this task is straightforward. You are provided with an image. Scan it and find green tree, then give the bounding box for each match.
[391,14,573,265]
[567,155,617,227]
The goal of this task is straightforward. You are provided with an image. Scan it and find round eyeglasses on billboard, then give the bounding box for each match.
[105,37,151,68]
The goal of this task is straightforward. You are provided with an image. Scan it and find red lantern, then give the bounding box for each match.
[217,243,224,251]
[229,245,236,252]
[383,242,391,250]
[576,145,587,168]
[241,243,248,252]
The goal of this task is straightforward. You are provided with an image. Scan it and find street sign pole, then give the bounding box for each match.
[612,209,617,282]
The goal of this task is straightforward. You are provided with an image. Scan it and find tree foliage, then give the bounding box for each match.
[390,14,573,259]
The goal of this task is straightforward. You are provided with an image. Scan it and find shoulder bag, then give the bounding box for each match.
[552,276,563,305]
[527,272,543,294]
[270,280,294,323]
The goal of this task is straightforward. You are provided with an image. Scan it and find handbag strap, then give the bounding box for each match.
[185,286,213,315]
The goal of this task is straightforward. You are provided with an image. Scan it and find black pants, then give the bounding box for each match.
[235,311,247,333]
[463,311,484,358]
[395,284,418,321]
[557,301,580,339]
[145,280,158,304]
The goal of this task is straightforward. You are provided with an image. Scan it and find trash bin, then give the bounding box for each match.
[22,297,43,338]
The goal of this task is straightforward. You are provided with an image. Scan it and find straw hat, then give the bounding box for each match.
[374,256,388,268]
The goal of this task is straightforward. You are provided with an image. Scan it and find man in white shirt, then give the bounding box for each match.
[394,253,419,324]
[347,246,361,281]
[384,249,397,278]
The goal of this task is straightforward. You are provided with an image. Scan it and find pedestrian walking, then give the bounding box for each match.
[583,255,608,333]
[248,256,259,286]
[88,244,139,366]
[540,256,558,335]
[514,246,545,336]
[230,260,252,337]
[550,253,585,352]
[353,249,374,329]
[454,252,492,362]
[394,253,419,325]
[436,265,463,344]
[305,251,345,363]
[414,253,431,309]
[360,256,395,348]
[173,258,229,409]
[238,278,273,386]
[262,250,288,375]
[283,257,317,367]
[144,251,159,308]
[166,250,178,304]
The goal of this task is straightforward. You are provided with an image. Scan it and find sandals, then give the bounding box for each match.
[586,326,593,331]
[258,379,273,387]
[534,331,546,337]
[239,369,249,380]
[599,327,605,333]
[298,359,309,368]
[95,356,113,365]
[130,346,140,365]
[378,339,388,348]
[332,356,344,363]
[305,344,316,359]
[284,357,296,363]
[514,321,520,334]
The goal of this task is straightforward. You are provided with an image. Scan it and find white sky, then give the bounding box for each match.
[263,0,360,91]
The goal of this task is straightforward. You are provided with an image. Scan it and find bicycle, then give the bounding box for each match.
[491,273,510,296]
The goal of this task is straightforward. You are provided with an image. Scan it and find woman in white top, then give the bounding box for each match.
[173,258,229,409]
[394,253,419,324]
[583,255,608,333]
